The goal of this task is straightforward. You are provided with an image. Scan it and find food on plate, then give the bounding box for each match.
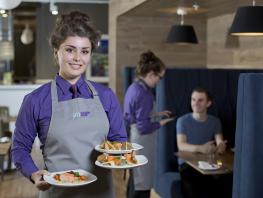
[97,153,137,166]
[100,141,133,150]
[53,171,88,183]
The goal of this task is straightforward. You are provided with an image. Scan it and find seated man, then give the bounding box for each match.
[176,87,228,198]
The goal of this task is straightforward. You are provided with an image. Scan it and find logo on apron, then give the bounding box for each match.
[72,112,90,120]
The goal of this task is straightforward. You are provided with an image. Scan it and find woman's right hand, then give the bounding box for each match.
[31,170,51,191]
[159,117,175,126]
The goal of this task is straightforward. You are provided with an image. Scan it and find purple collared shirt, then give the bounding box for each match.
[123,80,160,134]
[12,75,127,178]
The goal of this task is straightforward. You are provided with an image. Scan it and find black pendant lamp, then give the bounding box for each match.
[229,1,263,36]
[167,25,198,44]
[167,9,198,44]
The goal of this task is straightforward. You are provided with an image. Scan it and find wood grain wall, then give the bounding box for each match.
[207,13,263,69]
[116,14,206,99]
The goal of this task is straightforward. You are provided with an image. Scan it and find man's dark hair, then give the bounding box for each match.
[192,87,212,101]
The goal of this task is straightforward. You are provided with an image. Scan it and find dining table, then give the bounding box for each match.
[0,115,17,123]
[0,141,12,180]
[175,150,234,175]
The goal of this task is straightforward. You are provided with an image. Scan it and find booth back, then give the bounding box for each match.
[123,67,263,198]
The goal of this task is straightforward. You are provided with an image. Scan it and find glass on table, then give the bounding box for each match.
[208,151,223,168]
[208,151,216,164]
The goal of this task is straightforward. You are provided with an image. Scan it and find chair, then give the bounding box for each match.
[0,106,13,179]
[0,106,10,137]
[0,142,11,180]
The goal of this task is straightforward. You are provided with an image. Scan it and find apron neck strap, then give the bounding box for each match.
[50,79,99,110]
[85,80,98,96]
[137,79,150,90]
[51,80,58,108]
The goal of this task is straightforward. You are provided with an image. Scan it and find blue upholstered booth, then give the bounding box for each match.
[123,67,263,198]
[233,73,263,198]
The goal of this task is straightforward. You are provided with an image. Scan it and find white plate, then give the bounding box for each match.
[95,155,148,169]
[198,161,220,170]
[95,143,144,154]
[43,169,97,187]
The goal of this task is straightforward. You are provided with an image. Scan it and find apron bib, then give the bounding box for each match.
[40,80,115,198]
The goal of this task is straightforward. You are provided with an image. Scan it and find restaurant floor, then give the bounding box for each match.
[0,170,160,198]
[0,146,160,198]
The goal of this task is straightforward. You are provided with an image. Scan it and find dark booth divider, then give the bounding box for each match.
[233,73,263,198]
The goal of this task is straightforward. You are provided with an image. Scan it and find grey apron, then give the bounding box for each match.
[40,80,115,198]
[130,80,157,191]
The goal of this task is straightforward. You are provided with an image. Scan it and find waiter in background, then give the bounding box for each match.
[124,50,174,198]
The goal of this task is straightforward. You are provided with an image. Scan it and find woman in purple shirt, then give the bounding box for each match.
[124,51,174,198]
[12,11,127,198]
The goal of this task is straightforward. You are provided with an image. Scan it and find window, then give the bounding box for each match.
[86,34,109,84]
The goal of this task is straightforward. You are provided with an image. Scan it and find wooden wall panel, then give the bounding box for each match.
[207,14,263,69]
[116,15,206,100]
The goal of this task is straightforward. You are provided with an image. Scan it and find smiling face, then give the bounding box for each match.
[191,91,212,114]
[54,36,92,84]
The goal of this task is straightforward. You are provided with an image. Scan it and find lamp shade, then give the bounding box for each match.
[229,6,263,36]
[21,25,33,45]
[167,25,198,44]
[0,0,21,10]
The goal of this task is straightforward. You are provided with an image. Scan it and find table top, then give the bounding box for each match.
[0,116,16,123]
[176,150,234,175]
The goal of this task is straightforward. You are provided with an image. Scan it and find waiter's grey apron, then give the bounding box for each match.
[130,81,157,191]
[40,80,115,198]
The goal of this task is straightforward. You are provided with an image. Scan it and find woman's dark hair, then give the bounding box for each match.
[49,11,101,51]
[135,50,165,77]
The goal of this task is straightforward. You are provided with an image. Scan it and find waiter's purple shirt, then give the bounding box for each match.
[12,75,127,178]
[123,80,160,134]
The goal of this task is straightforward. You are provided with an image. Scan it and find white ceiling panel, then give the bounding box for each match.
[21,0,108,3]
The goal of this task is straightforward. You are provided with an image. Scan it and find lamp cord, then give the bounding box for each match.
[180,14,184,25]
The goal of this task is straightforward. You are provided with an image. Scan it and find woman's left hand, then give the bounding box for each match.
[156,110,172,117]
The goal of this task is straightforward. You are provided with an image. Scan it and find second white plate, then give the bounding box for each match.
[43,169,97,187]
[95,155,148,169]
[95,143,143,154]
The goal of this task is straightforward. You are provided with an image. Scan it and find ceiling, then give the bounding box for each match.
[21,0,108,3]
[11,0,263,29]
[124,0,263,18]
[11,0,108,29]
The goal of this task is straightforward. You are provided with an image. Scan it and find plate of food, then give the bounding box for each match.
[95,153,148,169]
[43,169,97,187]
[95,141,143,154]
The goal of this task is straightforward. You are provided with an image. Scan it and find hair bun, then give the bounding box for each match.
[140,50,155,64]
[50,11,100,51]
[58,11,91,26]
[136,50,165,77]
